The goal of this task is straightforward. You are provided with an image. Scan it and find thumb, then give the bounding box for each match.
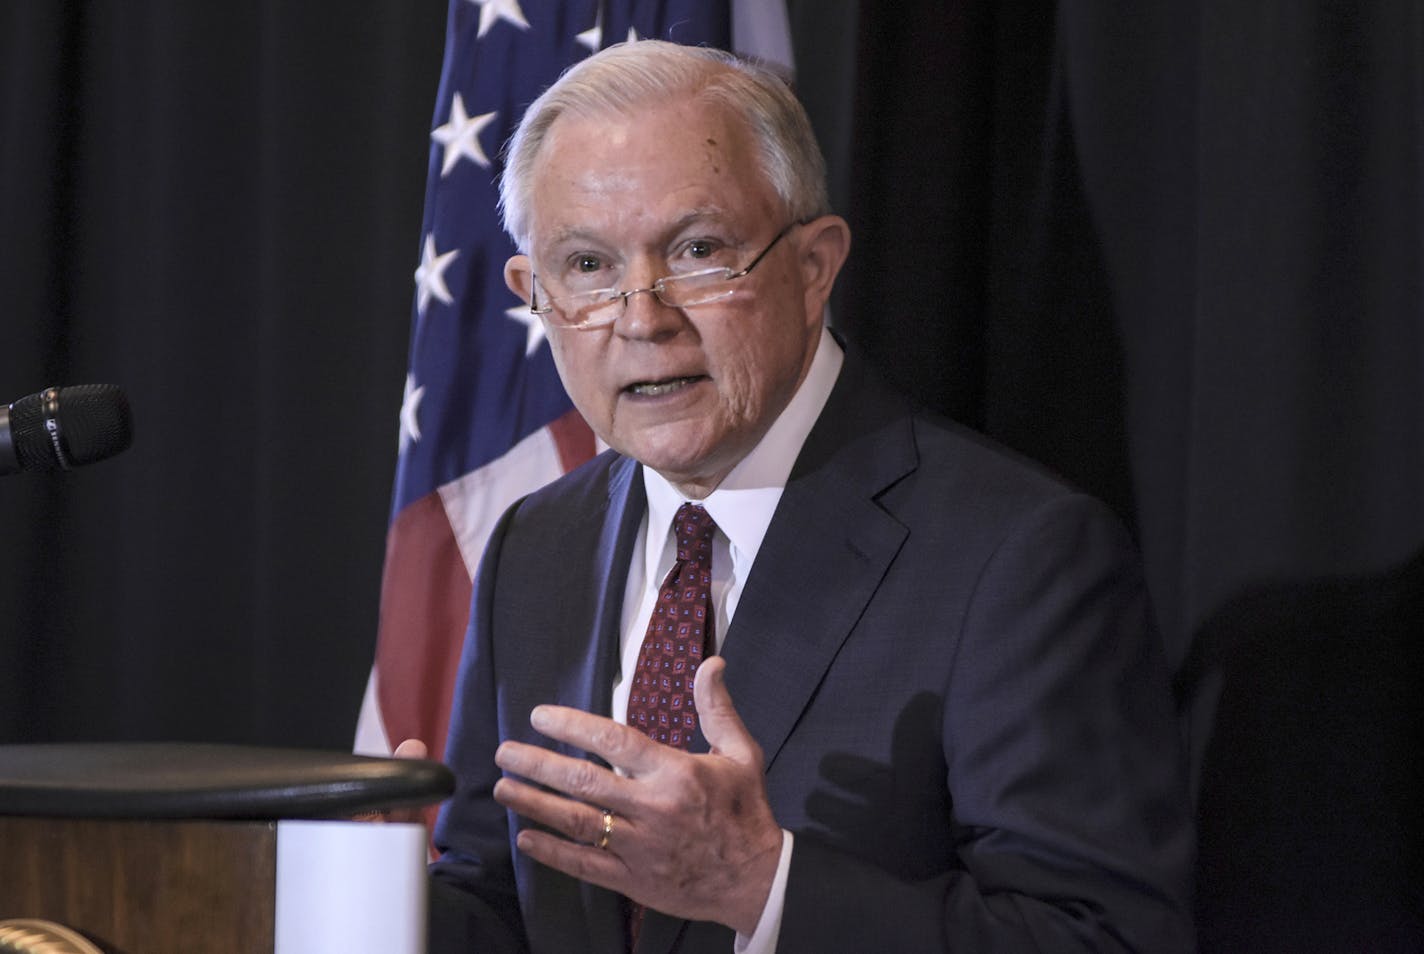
[393,738,429,760]
[695,656,762,767]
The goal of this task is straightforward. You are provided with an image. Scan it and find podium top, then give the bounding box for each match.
[0,743,455,820]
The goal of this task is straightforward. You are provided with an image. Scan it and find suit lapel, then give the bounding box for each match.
[531,456,644,759]
[563,455,644,727]
[519,455,645,954]
[713,353,916,772]
[571,456,646,952]
[592,355,918,954]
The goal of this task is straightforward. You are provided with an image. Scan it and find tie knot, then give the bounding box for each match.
[673,502,716,564]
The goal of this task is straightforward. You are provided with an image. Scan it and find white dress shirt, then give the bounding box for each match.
[609,325,843,954]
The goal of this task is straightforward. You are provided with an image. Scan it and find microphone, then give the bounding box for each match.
[0,384,134,476]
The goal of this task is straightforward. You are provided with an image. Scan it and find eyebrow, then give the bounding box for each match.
[541,207,734,250]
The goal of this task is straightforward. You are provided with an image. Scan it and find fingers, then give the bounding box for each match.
[527,704,668,776]
[393,738,428,760]
[493,775,618,848]
[693,656,763,767]
[495,739,636,813]
[512,825,627,892]
[491,773,632,900]
[494,683,781,933]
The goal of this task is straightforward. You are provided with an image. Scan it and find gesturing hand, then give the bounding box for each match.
[491,656,784,936]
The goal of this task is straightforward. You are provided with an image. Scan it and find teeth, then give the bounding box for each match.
[629,376,697,397]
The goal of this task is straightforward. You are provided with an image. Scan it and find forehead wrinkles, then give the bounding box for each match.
[528,107,771,254]
[542,206,737,251]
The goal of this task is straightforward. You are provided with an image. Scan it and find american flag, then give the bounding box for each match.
[356,0,794,779]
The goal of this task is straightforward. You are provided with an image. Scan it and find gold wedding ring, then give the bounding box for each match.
[596,809,614,851]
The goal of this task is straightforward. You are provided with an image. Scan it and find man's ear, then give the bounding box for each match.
[505,254,535,304]
[797,215,851,313]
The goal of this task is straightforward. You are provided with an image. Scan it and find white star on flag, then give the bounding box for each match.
[575,7,602,51]
[399,374,425,452]
[431,93,498,175]
[414,234,459,316]
[505,304,547,357]
[627,26,640,42]
[471,0,530,39]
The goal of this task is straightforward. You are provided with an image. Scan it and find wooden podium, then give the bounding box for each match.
[0,743,454,954]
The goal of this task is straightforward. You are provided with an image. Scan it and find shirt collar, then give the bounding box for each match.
[642,324,843,568]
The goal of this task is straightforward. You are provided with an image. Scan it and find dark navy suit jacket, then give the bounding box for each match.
[428,348,1195,954]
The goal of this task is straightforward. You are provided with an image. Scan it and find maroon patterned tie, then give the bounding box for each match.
[624,502,717,950]
[626,502,718,747]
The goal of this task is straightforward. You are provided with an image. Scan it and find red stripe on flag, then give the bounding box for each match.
[374,491,473,771]
[548,407,595,473]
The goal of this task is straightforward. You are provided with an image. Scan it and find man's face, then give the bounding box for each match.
[506,95,846,497]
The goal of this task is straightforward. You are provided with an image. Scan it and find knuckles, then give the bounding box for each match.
[588,719,635,760]
[571,805,603,843]
[563,758,607,801]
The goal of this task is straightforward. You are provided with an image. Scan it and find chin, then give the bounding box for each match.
[627,440,721,483]
[619,427,711,467]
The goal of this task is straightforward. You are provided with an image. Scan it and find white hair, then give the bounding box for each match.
[499,40,830,251]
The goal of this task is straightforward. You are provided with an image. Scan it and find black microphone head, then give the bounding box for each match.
[8,384,134,472]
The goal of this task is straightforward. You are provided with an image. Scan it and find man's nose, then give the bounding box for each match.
[617,286,664,308]
[614,285,682,339]
[614,265,682,338]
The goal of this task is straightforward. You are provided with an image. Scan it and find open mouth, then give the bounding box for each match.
[624,375,705,397]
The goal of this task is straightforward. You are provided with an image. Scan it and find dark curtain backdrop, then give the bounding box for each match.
[3,1,1421,950]
[829,1,1424,950]
[0,1,445,745]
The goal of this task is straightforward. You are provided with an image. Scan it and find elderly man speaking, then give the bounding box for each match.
[423,39,1194,954]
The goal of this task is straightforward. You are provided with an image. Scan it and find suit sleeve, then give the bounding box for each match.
[425,501,531,954]
[780,494,1196,953]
